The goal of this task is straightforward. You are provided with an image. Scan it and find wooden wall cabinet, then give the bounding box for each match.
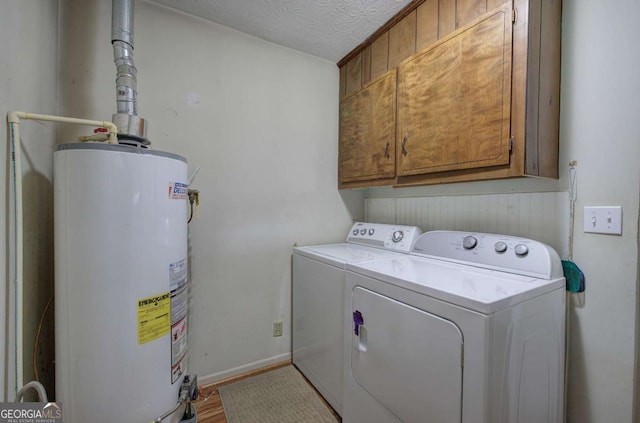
[397,5,513,177]
[339,70,396,187]
[337,0,561,188]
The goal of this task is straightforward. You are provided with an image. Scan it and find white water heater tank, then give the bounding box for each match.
[54,143,189,423]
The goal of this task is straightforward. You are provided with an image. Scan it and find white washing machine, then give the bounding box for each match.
[343,231,566,423]
[293,222,422,416]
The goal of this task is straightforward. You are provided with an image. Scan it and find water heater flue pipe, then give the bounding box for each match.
[112,0,148,145]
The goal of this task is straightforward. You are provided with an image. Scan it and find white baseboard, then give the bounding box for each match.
[198,352,292,386]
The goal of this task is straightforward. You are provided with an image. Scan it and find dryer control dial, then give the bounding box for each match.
[463,236,478,250]
[514,244,529,257]
[392,231,404,243]
[494,241,508,253]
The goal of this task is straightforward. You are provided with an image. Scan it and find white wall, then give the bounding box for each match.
[6,0,637,419]
[561,1,639,421]
[366,0,640,421]
[0,0,58,400]
[57,0,363,383]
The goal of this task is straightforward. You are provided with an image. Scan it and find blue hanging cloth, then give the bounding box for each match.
[561,260,585,293]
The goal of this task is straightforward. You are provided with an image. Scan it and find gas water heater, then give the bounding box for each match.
[54,143,194,422]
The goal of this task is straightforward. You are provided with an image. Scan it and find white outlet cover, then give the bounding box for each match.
[583,206,622,235]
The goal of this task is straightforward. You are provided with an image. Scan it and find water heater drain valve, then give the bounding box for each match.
[181,374,199,421]
[181,374,199,402]
[151,374,199,422]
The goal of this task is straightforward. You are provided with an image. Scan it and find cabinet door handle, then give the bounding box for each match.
[401,135,408,156]
[384,142,390,159]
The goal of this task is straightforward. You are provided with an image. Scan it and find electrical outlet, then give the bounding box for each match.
[273,320,283,337]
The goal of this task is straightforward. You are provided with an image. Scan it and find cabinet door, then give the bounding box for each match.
[397,5,513,176]
[339,70,396,184]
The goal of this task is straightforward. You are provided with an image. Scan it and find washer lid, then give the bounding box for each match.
[347,255,565,314]
[294,244,400,268]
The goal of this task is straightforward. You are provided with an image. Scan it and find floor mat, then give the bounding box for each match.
[218,365,339,423]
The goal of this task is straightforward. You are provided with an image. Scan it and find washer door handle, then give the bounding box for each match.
[353,310,368,352]
[357,326,368,352]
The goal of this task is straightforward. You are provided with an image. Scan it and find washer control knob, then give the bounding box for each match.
[462,236,478,250]
[392,230,404,243]
[369,229,375,236]
[360,229,367,235]
[494,241,508,253]
[352,229,359,236]
[514,244,529,257]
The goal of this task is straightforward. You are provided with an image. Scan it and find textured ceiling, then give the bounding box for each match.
[150,0,413,62]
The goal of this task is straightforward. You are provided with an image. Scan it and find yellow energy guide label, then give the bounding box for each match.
[137,292,171,344]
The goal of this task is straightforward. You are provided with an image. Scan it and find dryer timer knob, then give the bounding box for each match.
[463,236,478,250]
[494,241,508,253]
[514,244,529,256]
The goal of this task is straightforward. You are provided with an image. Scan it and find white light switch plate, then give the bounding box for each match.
[583,206,622,235]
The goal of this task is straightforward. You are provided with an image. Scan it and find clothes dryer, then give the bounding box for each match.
[343,231,566,423]
[293,222,422,416]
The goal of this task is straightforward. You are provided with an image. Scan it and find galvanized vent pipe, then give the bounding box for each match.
[112,0,149,145]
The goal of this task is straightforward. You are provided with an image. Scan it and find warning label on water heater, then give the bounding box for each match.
[171,317,188,383]
[137,292,171,344]
[170,258,189,383]
[169,258,187,292]
[169,182,188,200]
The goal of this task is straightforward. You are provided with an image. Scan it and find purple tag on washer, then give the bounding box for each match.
[353,310,364,336]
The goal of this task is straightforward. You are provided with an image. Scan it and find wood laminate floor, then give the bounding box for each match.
[193,385,227,423]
